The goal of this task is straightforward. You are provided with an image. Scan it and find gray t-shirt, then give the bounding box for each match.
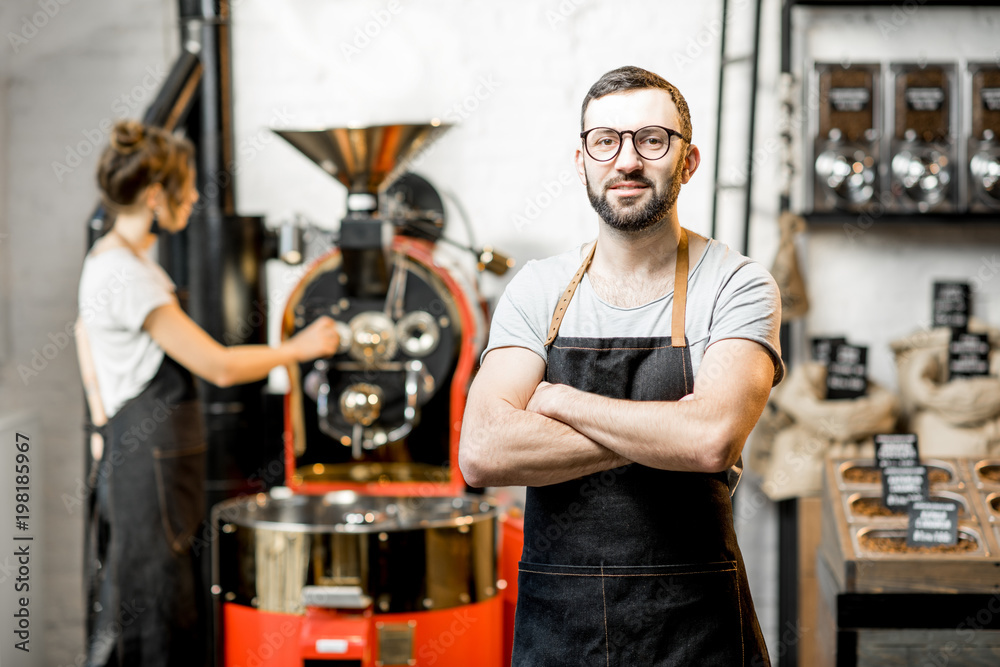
[484,234,785,386]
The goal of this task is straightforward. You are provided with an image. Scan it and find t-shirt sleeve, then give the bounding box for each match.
[482,262,549,365]
[108,257,176,332]
[708,261,785,386]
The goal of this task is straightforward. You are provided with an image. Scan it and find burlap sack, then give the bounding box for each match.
[771,212,809,322]
[749,362,897,500]
[772,362,899,441]
[911,410,1000,458]
[891,319,1000,427]
[746,402,794,482]
[758,428,876,501]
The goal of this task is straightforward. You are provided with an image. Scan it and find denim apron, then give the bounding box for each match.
[85,354,208,667]
[511,230,769,666]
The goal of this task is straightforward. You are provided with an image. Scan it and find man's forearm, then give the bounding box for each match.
[537,386,732,472]
[460,399,631,487]
[530,341,774,473]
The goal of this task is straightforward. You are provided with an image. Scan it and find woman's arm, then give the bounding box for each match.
[74,318,108,459]
[143,302,340,387]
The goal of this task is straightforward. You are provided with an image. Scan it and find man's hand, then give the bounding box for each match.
[523,339,776,473]
[458,347,631,488]
[525,380,561,416]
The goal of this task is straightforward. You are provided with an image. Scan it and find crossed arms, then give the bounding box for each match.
[458,338,775,488]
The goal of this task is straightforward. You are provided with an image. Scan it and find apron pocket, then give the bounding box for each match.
[603,560,744,666]
[514,560,744,667]
[513,561,610,666]
[152,443,206,554]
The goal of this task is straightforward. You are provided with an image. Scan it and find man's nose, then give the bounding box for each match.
[614,135,642,171]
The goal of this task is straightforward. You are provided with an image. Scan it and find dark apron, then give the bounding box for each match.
[85,354,208,667]
[512,230,769,666]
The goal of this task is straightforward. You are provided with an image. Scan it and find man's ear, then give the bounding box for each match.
[575,148,587,186]
[681,144,701,184]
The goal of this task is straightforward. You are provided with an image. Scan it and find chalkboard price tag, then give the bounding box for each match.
[882,466,928,511]
[825,344,868,400]
[875,434,919,469]
[906,500,959,548]
[811,337,847,366]
[932,282,970,332]
[949,332,991,380]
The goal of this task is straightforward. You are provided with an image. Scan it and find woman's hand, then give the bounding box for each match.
[285,316,341,362]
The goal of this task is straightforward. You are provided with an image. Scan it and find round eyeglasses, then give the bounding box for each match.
[580,125,687,162]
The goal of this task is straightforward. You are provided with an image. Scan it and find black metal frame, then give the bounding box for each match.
[709,0,763,256]
[579,125,687,162]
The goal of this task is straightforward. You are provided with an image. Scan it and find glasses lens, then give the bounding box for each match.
[634,127,670,160]
[586,129,621,161]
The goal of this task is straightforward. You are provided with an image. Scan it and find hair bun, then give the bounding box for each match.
[109,120,146,156]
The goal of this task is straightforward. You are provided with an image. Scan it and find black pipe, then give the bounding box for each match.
[741,0,763,256]
[179,0,236,218]
[85,52,204,250]
[709,0,730,240]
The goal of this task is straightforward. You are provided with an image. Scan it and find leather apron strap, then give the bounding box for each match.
[544,228,690,348]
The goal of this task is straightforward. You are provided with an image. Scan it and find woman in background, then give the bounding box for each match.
[76,120,339,666]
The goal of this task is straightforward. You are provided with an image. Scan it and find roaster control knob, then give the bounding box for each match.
[340,383,384,427]
[348,312,397,364]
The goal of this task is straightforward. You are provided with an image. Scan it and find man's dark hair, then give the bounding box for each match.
[580,66,692,142]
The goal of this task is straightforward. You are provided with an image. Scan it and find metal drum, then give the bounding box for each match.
[213,491,498,615]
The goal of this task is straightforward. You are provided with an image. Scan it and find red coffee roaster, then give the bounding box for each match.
[211,123,523,666]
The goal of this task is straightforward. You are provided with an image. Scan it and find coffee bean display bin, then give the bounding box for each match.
[816,458,1000,666]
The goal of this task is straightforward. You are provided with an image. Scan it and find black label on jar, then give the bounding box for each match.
[811,336,847,366]
[883,466,928,511]
[830,87,871,112]
[949,332,990,379]
[906,500,958,548]
[825,343,867,400]
[982,87,1000,112]
[905,87,946,112]
[875,433,920,469]
[932,281,970,332]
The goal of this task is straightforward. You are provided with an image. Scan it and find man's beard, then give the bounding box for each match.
[586,163,683,233]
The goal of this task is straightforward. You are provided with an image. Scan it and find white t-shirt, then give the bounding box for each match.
[484,234,785,385]
[78,247,176,417]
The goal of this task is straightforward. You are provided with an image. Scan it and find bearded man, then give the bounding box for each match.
[460,65,783,666]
